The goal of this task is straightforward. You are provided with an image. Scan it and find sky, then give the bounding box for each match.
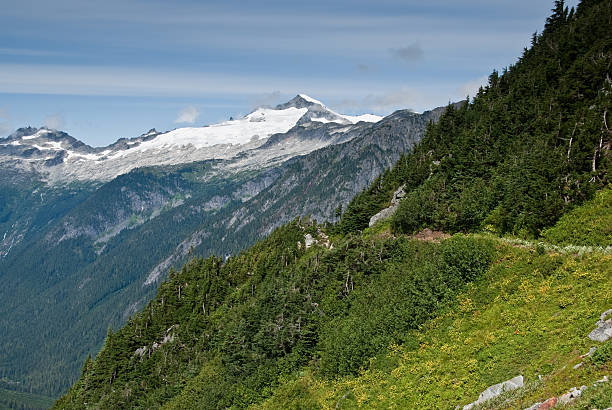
[0,0,580,146]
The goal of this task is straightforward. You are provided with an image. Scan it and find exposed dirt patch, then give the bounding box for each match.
[411,228,451,242]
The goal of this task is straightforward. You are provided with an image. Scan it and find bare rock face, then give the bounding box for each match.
[462,375,524,410]
[558,386,587,405]
[133,324,178,359]
[304,234,316,249]
[368,184,406,227]
[589,309,612,342]
[303,230,331,250]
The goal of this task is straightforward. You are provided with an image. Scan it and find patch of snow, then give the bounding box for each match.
[298,94,326,106]
[311,117,335,124]
[28,144,46,152]
[310,114,381,125]
[343,113,383,124]
[65,150,102,161]
[297,94,381,124]
[311,104,382,125]
[22,129,51,140]
[111,107,307,157]
[43,140,63,150]
[24,156,56,161]
[330,126,354,134]
[28,140,66,152]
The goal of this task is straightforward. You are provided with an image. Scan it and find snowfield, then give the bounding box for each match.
[0,95,384,183]
[114,107,308,155]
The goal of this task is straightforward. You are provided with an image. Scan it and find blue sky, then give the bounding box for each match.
[0,0,579,146]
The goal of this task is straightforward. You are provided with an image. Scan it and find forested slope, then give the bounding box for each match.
[335,0,610,237]
[55,1,611,408]
[54,194,612,409]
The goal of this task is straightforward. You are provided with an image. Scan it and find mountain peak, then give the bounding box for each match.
[275,94,326,110]
[296,94,326,106]
[7,126,41,140]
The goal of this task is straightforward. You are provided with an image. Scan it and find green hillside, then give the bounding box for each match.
[258,230,612,408]
[335,0,610,238]
[54,190,612,410]
[542,187,612,247]
[54,0,611,408]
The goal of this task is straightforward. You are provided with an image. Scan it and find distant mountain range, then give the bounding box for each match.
[0,94,381,183]
[0,95,451,398]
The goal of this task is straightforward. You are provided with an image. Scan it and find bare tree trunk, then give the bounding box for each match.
[567,122,577,160]
[345,271,351,296]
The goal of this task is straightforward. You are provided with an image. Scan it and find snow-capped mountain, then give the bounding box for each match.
[0,95,382,183]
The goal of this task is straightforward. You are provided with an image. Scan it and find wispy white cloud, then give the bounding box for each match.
[456,75,489,98]
[44,114,64,130]
[174,106,199,124]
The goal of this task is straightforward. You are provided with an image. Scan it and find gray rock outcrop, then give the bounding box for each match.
[304,234,315,249]
[558,385,587,405]
[463,375,524,410]
[588,309,612,342]
[368,185,406,227]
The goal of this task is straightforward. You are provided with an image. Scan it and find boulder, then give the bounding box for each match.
[463,375,524,410]
[368,207,396,227]
[588,309,612,342]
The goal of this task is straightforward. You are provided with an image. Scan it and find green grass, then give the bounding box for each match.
[568,379,612,409]
[257,242,612,409]
[542,187,612,247]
